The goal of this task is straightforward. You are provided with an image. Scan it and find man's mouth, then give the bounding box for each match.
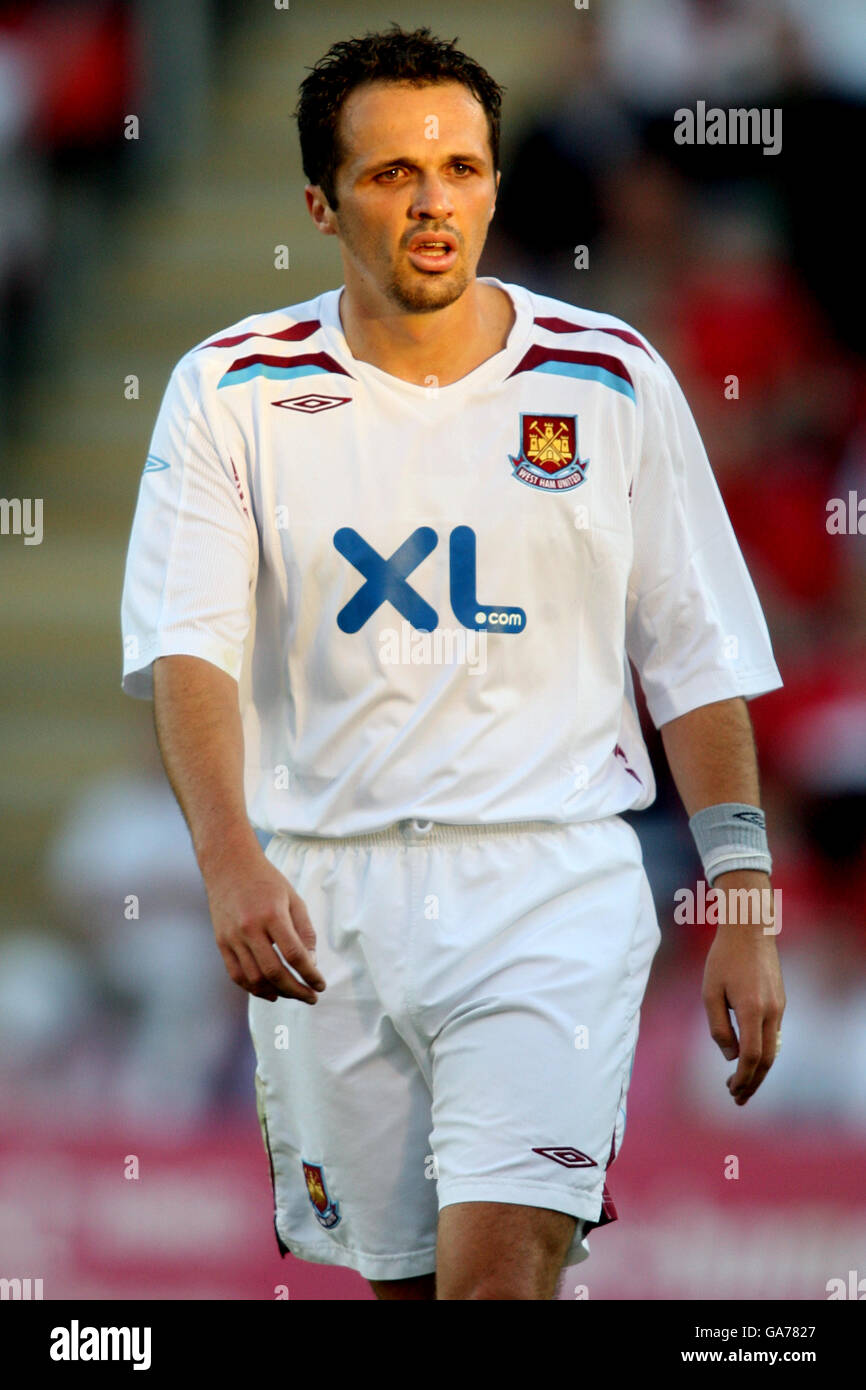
[406,232,458,272]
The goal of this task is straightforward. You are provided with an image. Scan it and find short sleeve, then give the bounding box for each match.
[120,354,258,699]
[625,353,782,728]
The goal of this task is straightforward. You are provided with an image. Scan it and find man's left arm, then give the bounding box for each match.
[660,694,786,1106]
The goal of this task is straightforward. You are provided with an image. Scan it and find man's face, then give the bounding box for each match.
[316,79,500,314]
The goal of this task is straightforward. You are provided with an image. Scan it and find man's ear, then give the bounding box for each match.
[489,168,501,221]
[305,185,338,236]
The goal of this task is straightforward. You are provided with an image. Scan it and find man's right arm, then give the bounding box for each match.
[152,654,326,1004]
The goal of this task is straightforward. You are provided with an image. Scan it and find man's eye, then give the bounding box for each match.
[377,168,403,181]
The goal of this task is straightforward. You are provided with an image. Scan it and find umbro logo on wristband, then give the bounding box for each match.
[689,803,772,894]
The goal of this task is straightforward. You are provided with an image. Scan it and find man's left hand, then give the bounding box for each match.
[701,871,786,1106]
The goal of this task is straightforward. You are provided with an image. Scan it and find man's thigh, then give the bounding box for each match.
[435,1201,577,1300]
[421,818,660,1272]
[369,1203,576,1300]
[250,835,440,1281]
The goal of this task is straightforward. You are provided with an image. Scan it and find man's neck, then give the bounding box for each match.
[337,280,515,387]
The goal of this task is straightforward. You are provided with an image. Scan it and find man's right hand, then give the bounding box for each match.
[204,850,327,1004]
[151,656,326,1004]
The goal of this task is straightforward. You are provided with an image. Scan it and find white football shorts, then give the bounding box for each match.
[249,813,661,1282]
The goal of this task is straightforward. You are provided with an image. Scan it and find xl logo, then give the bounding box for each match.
[334,526,526,633]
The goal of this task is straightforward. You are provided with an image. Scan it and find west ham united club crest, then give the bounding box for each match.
[302,1160,341,1229]
[508,413,589,491]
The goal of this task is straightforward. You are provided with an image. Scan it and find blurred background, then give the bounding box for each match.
[0,0,863,1300]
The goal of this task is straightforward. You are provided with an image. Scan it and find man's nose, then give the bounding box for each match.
[409,176,454,223]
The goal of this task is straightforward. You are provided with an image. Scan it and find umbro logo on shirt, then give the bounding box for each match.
[272,394,352,413]
[532,1146,598,1169]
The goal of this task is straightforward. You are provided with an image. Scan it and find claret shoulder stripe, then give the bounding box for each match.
[203,320,321,350]
[217,351,354,389]
[533,316,654,360]
[508,345,636,403]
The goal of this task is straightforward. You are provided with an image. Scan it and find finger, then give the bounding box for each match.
[233,939,282,1003]
[263,868,325,986]
[727,1009,764,1100]
[703,989,738,1061]
[245,932,320,1004]
[217,942,250,993]
[288,889,317,956]
[270,912,327,993]
[734,1012,783,1106]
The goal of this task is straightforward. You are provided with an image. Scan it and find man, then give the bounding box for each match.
[121,25,786,1301]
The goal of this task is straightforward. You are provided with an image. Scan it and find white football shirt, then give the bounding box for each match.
[121,277,783,835]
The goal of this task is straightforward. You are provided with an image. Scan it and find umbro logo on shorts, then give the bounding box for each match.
[532,1146,598,1169]
[272,394,352,413]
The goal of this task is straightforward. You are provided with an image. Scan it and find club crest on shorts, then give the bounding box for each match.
[508,414,589,491]
[302,1160,341,1228]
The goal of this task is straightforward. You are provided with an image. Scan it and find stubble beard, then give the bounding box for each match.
[337,213,473,314]
[384,259,472,314]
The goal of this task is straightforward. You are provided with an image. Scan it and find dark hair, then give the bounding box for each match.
[295,24,505,209]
